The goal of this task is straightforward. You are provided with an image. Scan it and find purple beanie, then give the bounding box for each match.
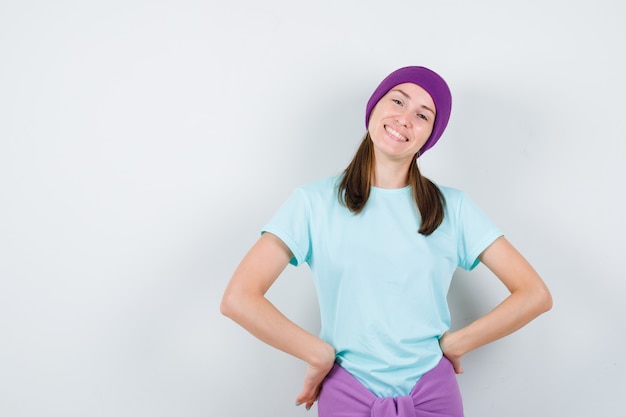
[365,66,452,156]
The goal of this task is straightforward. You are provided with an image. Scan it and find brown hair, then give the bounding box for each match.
[338,133,445,236]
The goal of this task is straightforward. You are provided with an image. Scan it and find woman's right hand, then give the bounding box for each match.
[295,343,335,410]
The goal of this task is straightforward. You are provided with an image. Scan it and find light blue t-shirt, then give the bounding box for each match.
[262,175,502,398]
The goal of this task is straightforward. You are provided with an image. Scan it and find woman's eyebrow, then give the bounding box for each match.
[392,88,436,116]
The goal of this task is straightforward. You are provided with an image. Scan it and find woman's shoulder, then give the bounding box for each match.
[435,182,466,201]
[435,182,493,222]
[435,182,480,216]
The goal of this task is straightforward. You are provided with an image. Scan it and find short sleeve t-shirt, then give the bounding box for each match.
[262,175,502,398]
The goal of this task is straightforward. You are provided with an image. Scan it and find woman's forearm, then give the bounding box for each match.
[220,232,335,368]
[441,237,552,362]
[441,284,552,359]
[221,290,335,367]
[222,233,336,409]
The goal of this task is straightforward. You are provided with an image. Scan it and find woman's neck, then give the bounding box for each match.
[372,158,412,189]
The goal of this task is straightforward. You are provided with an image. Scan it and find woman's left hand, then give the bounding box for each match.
[439,332,464,374]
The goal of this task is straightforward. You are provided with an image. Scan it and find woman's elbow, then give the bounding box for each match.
[534,284,553,315]
[220,285,260,323]
[220,289,240,320]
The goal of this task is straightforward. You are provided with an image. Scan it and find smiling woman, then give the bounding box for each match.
[220,66,552,417]
[339,67,453,236]
[368,83,435,163]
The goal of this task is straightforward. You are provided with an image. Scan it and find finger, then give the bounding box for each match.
[295,392,318,407]
[295,399,316,410]
[305,394,319,411]
[296,388,320,410]
[295,395,310,406]
[296,381,321,404]
[295,391,315,407]
[453,362,464,374]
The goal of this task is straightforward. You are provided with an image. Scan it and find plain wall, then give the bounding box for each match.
[1,1,624,416]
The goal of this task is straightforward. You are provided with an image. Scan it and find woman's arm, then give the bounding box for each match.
[220,232,335,409]
[439,236,552,373]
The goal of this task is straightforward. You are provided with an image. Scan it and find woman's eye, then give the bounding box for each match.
[417,113,428,121]
[392,99,402,105]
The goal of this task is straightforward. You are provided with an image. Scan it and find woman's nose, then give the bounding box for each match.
[397,111,411,127]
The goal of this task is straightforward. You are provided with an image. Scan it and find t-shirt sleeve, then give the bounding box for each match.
[261,188,312,267]
[455,192,504,271]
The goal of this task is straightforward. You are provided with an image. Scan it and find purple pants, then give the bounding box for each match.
[317,357,464,417]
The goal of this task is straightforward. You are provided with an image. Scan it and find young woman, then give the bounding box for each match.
[220,66,552,417]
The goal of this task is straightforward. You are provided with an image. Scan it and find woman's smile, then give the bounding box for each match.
[384,125,409,142]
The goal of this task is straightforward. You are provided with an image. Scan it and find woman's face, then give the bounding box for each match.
[367,82,436,163]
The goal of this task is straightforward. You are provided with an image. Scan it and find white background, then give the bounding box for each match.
[1,1,624,416]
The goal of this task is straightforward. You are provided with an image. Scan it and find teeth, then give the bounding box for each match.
[386,126,408,142]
